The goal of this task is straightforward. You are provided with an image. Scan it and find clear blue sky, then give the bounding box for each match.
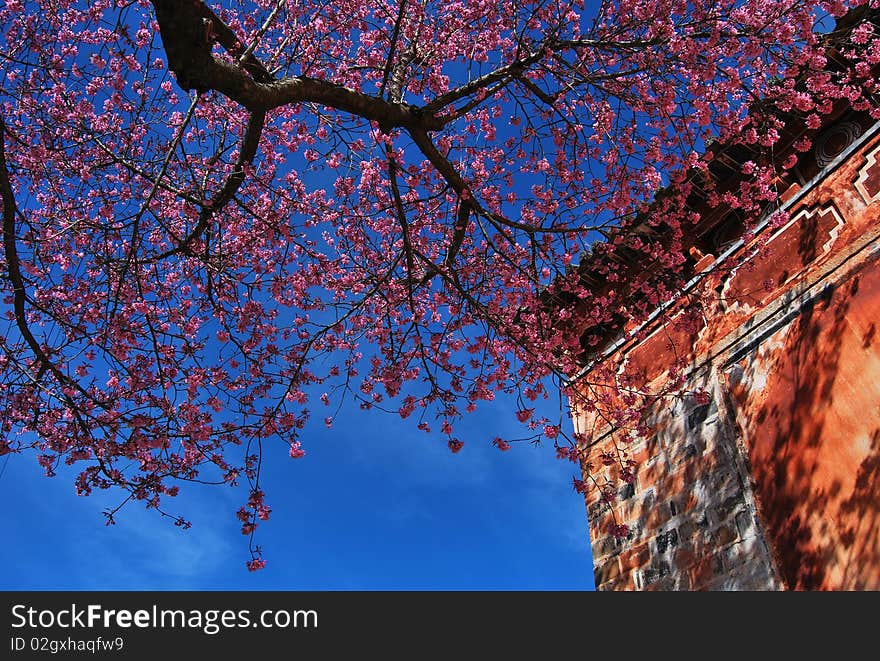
[0,1,596,592]
[1,391,595,590]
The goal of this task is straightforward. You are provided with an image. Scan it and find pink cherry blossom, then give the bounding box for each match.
[0,0,875,566]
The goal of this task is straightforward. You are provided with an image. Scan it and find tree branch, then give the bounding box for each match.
[1,117,76,390]
[150,1,442,133]
[152,108,266,260]
[379,0,409,99]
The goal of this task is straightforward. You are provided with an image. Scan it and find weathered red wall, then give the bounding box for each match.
[573,119,880,590]
[728,257,880,589]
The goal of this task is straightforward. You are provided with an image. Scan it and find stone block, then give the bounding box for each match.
[655,529,680,554]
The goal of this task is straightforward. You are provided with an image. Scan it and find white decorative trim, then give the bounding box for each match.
[791,204,846,257]
[566,120,880,387]
[719,203,844,308]
[855,142,880,205]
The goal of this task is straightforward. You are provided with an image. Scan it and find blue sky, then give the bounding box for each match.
[1,391,594,590]
[0,0,599,592]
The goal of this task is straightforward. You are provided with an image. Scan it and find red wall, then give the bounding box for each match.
[573,121,880,590]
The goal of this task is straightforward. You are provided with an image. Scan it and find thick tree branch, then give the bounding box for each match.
[150,0,442,134]
[152,0,272,86]
[387,45,417,105]
[379,0,409,99]
[1,117,54,380]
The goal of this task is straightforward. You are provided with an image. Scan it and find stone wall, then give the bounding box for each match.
[572,117,880,590]
[581,371,781,590]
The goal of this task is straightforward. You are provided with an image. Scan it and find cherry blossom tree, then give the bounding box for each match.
[1,0,877,568]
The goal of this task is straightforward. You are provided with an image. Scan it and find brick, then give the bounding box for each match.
[632,571,643,590]
[645,576,677,591]
[646,502,673,529]
[681,489,701,512]
[674,443,700,466]
[619,543,651,572]
[676,572,692,590]
[655,529,679,554]
[711,524,737,546]
[571,131,880,593]
[592,511,614,537]
[641,561,671,586]
[714,494,745,521]
[659,468,684,496]
[697,510,713,529]
[590,534,619,560]
[723,541,759,571]
[631,444,654,465]
[614,571,638,590]
[677,519,700,543]
[691,553,726,588]
[640,463,663,485]
[621,498,642,521]
[711,466,740,495]
[612,521,642,548]
[658,429,677,450]
[678,510,712,546]
[686,402,713,431]
[588,498,610,519]
[681,458,708,484]
[673,543,698,570]
[644,450,664,469]
[594,557,621,586]
[778,181,802,203]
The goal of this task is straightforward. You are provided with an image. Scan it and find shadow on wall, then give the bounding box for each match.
[731,265,880,589]
[586,371,780,591]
